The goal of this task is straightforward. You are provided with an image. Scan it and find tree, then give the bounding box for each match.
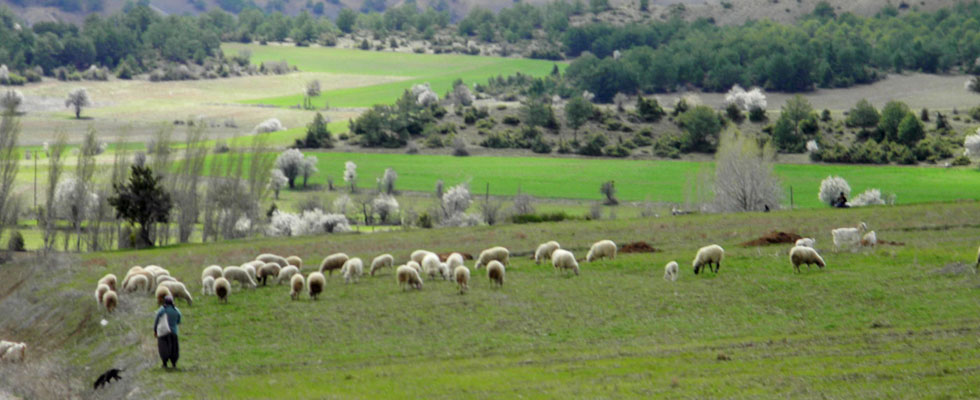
[564,95,592,138]
[343,160,357,192]
[1,90,24,115]
[846,99,879,130]
[108,164,173,248]
[713,132,782,212]
[337,8,357,33]
[296,112,333,149]
[380,167,397,194]
[772,95,814,152]
[636,96,664,122]
[897,113,925,145]
[878,100,910,142]
[0,105,20,249]
[600,180,618,205]
[301,155,318,187]
[65,88,92,119]
[303,79,321,110]
[372,194,399,224]
[521,99,558,130]
[42,134,67,251]
[678,105,722,152]
[274,149,304,188]
[269,169,287,200]
[452,81,474,107]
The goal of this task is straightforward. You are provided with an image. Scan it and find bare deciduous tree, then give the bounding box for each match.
[0,106,21,249]
[512,186,535,215]
[65,88,92,119]
[174,126,208,243]
[600,181,618,205]
[713,131,782,213]
[42,134,67,252]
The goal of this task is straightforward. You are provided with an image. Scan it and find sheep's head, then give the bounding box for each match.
[859,222,868,232]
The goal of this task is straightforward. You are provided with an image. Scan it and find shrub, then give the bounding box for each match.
[7,231,24,252]
[512,212,571,224]
[578,133,607,156]
[531,137,553,154]
[653,134,683,158]
[636,96,665,122]
[951,155,971,166]
[678,105,722,152]
[851,189,886,207]
[502,115,521,125]
[914,135,955,162]
[818,175,850,206]
[604,144,630,157]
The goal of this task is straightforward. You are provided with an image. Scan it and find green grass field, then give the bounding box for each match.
[223,43,562,109]
[18,201,975,398]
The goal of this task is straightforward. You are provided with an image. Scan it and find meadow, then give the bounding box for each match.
[6,201,977,398]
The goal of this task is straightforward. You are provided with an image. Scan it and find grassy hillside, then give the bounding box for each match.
[6,201,973,398]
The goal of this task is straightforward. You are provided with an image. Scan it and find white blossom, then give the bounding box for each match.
[964,129,980,158]
[818,176,850,207]
[53,177,99,220]
[372,194,399,223]
[442,183,471,216]
[254,118,285,133]
[850,189,886,207]
[806,140,819,153]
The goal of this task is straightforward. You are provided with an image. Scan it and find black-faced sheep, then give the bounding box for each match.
[396,265,423,291]
[551,249,579,276]
[487,260,505,287]
[370,254,395,276]
[319,253,349,275]
[663,261,678,281]
[475,247,509,269]
[789,246,826,273]
[214,277,230,303]
[257,262,282,286]
[586,240,617,262]
[307,272,326,300]
[693,244,724,275]
[534,241,561,265]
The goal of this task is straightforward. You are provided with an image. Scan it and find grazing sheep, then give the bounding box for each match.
[241,263,258,283]
[202,265,223,281]
[410,250,436,265]
[396,265,423,291]
[159,281,194,306]
[487,260,505,287]
[454,265,470,294]
[319,253,349,275]
[256,253,288,268]
[286,256,303,269]
[551,249,579,276]
[121,266,143,288]
[693,244,724,275]
[144,265,170,279]
[534,241,561,265]
[789,246,826,273]
[795,238,816,248]
[0,342,26,363]
[277,266,300,285]
[124,274,149,293]
[370,254,395,276]
[290,274,305,300]
[214,277,231,303]
[95,283,110,305]
[407,261,423,274]
[102,290,118,313]
[98,274,117,291]
[155,286,172,306]
[0,341,13,356]
[342,258,364,284]
[257,263,282,286]
[586,240,617,262]
[202,276,215,296]
[422,253,447,280]
[223,266,258,288]
[445,253,465,271]
[861,231,877,247]
[307,272,326,300]
[663,261,679,281]
[475,246,510,269]
[155,275,176,286]
[832,222,867,251]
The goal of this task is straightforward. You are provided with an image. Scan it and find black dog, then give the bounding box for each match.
[93,368,123,390]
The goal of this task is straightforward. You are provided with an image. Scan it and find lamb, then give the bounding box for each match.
[454,265,470,294]
[286,256,303,269]
[276,266,300,285]
[202,265,223,281]
[487,260,505,287]
[124,274,149,293]
[98,274,117,291]
[342,258,364,284]
[692,244,724,275]
[95,283,111,305]
[789,246,826,273]
[551,249,579,276]
[422,253,447,280]
[663,261,679,281]
[155,286,172,306]
[307,272,326,300]
[319,253,349,275]
[256,253,288,268]
[861,231,877,247]
[214,277,230,303]
[0,342,26,363]
[586,240,617,262]
[445,253,465,271]
[257,262,282,286]
[223,266,257,288]
[534,241,561,265]
[475,246,510,269]
[794,238,816,248]
[102,290,118,313]
[410,250,436,265]
[370,254,395,276]
[396,265,423,290]
[832,222,867,251]
[201,276,215,296]
[159,281,194,306]
[290,274,305,300]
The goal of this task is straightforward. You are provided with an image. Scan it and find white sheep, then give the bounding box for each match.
[95,283,110,305]
[214,277,230,303]
[155,275,176,286]
[789,245,826,273]
[551,249,579,276]
[286,256,303,269]
[202,276,215,296]
[121,266,143,288]
[0,341,14,357]
[257,262,282,286]
[663,261,678,281]
[422,253,447,280]
[795,238,815,248]
[861,231,877,247]
[410,250,436,265]
[241,263,259,283]
[342,257,364,284]
[102,290,118,313]
[202,265,223,281]
[319,253,349,275]
[0,342,26,363]
[155,286,172,305]
[256,253,288,267]
[223,266,257,288]
[475,246,510,269]
[586,240,617,262]
[454,265,470,294]
[98,274,117,291]
[832,222,867,251]
[290,274,305,300]
[445,253,465,271]
[159,281,194,306]
[370,254,395,276]
[692,244,724,275]
[407,261,423,274]
[534,241,561,265]
[487,260,505,287]
[144,265,170,279]
[277,266,300,285]
[124,274,149,293]
[396,265,423,290]
[307,272,326,300]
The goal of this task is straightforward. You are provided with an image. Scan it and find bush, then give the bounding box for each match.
[480,132,512,148]
[653,134,683,158]
[7,231,24,252]
[724,103,744,123]
[951,155,971,166]
[578,133,607,156]
[531,137,553,154]
[636,96,665,122]
[604,143,630,157]
[748,107,767,122]
[818,175,850,207]
[502,115,520,125]
[512,212,571,224]
[677,105,722,152]
[913,135,955,162]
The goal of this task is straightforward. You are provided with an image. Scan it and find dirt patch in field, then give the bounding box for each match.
[438,252,473,261]
[933,262,975,276]
[877,240,905,246]
[740,231,802,247]
[619,241,661,254]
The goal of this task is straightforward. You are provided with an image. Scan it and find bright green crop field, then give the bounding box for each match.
[223,43,562,109]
